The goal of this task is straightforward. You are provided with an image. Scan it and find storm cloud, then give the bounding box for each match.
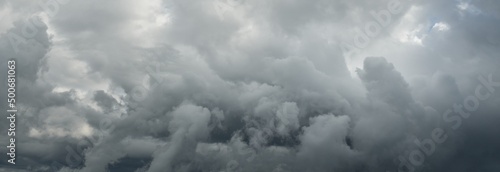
[0,0,500,172]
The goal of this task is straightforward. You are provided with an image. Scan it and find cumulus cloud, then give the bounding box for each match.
[1,0,500,171]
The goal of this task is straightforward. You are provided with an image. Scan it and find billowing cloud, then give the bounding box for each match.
[1,0,500,172]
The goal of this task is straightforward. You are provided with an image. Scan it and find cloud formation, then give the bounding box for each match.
[1,0,500,171]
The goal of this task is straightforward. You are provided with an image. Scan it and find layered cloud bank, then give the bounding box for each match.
[0,0,500,172]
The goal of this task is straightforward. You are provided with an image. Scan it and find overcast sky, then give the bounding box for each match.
[1,0,500,171]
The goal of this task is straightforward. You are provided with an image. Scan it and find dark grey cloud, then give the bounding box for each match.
[1,0,500,172]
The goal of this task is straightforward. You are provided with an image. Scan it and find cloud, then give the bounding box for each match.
[1,0,500,171]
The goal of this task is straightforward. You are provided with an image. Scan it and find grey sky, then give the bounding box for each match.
[0,0,499,171]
